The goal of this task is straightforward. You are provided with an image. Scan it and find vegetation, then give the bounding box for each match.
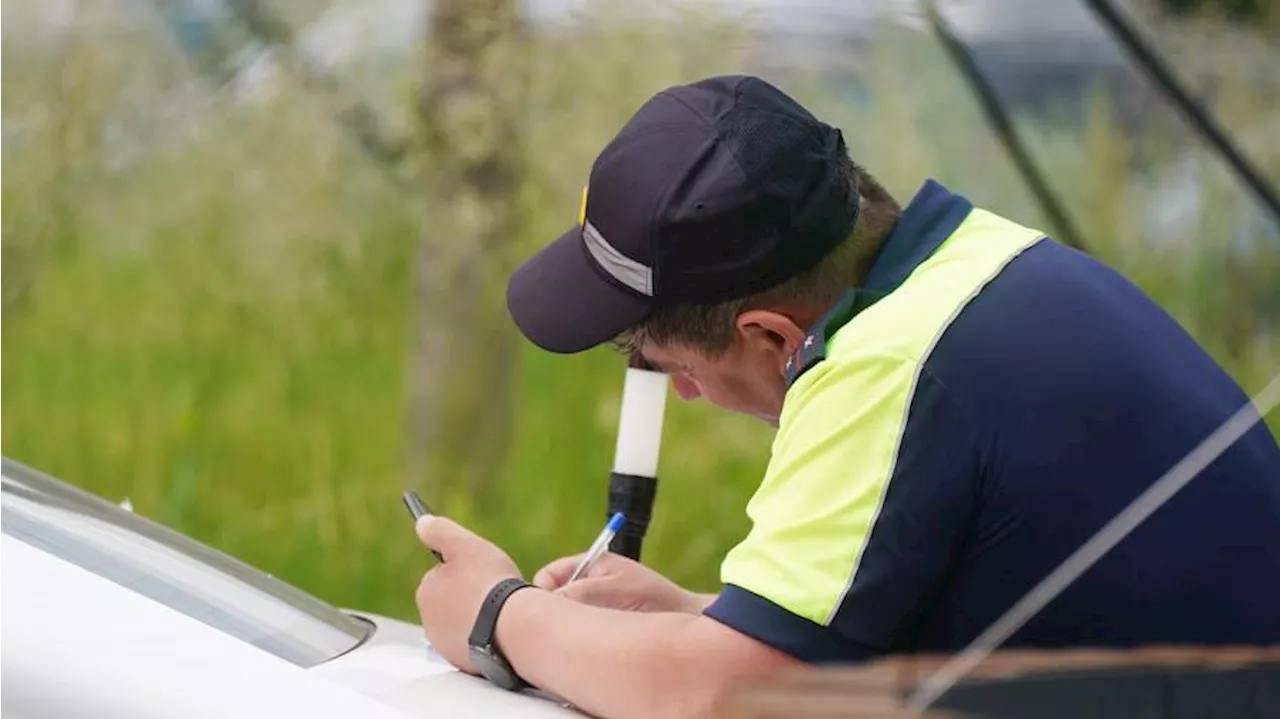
[3,1,1276,624]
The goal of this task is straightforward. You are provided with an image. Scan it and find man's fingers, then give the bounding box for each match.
[415,515,475,561]
[556,577,610,606]
[533,554,587,590]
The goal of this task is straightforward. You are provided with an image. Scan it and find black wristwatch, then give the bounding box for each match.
[468,578,533,691]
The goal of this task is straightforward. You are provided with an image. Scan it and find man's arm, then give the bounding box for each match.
[497,588,800,719]
[413,517,801,719]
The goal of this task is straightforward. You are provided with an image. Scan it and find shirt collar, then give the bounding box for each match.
[861,178,974,296]
[783,179,974,385]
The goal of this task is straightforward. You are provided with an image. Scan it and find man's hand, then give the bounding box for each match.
[412,523,801,719]
[533,551,711,614]
[414,515,523,674]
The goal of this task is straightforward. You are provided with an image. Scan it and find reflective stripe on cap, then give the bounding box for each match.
[582,220,653,296]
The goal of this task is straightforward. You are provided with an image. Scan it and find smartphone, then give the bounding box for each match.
[403,490,444,562]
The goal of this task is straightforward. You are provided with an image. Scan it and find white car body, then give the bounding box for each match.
[0,458,582,719]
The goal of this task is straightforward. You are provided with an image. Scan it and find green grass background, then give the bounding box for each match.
[3,3,1277,624]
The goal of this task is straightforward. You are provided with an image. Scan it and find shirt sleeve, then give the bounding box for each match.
[703,354,983,663]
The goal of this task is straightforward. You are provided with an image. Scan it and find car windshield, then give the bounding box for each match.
[1,457,370,667]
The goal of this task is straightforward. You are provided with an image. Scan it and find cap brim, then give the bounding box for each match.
[506,225,654,354]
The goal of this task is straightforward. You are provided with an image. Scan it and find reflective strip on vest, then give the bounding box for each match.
[719,208,1045,628]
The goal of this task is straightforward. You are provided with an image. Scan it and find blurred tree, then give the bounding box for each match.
[1,4,128,312]
[223,0,409,177]
[406,0,526,506]
[152,0,246,85]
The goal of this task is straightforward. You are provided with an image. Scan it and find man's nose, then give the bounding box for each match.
[672,375,701,401]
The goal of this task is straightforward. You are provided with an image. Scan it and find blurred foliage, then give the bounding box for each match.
[2,0,1278,624]
[406,0,526,515]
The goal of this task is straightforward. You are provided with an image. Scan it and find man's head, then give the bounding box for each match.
[506,75,901,424]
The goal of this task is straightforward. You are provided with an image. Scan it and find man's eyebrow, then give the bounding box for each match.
[628,351,668,374]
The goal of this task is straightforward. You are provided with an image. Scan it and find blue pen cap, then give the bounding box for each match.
[606,512,626,533]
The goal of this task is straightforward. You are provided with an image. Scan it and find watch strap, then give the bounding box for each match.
[468,577,532,648]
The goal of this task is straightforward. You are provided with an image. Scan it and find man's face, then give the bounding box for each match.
[637,310,810,425]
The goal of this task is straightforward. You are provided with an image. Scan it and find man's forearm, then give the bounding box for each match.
[496,588,789,719]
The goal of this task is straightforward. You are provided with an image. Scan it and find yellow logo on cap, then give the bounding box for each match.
[579,184,589,226]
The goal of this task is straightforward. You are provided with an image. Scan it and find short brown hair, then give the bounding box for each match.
[613,156,901,356]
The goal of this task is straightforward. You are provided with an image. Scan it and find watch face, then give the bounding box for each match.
[469,645,522,691]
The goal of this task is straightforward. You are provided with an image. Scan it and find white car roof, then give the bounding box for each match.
[2,533,417,719]
[1,459,581,718]
[313,609,581,718]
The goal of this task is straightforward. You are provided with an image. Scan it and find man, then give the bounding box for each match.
[412,75,1280,719]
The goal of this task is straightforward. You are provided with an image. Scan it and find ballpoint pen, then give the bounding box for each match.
[567,512,626,583]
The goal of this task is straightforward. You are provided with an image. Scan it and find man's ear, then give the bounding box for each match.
[736,310,808,371]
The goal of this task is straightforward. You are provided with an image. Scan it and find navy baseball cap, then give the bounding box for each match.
[506,75,858,354]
